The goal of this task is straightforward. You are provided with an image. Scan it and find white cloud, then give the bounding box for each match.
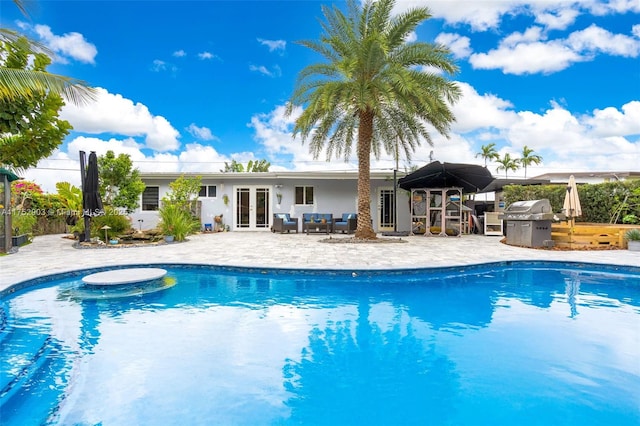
[450,82,518,133]
[173,50,187,57]
[435,33,472,58]
[150,59,178,73]
[198,51,216,60]
[582,101,640,137]
[567,24,640,57]
[392,0,529,31]
[587,0,640,15]
[470,40,582,74]
[394,1,638,32]
[249,64,281,77]
[151,59,166,72]
[24,138,232,193]
[32,24,97,64]
[176,143,229,172]
[468,23,640,75]
[257,38,286,52]
[501,26,546,47]
[60,87,181,151]
[186,124,217,141]
[532,5,580,30]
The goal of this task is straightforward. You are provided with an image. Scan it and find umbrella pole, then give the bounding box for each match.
[79,151,91,243]
[393,169,397,232]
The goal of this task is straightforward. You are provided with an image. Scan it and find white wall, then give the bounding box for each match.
[131,176,410,232]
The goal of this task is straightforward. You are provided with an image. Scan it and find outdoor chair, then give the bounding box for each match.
[271,213,299,233]
[333,213,357,234]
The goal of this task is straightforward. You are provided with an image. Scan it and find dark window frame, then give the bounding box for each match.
[142,186,159,211]
[198,185,218,198]
[295,186,314,205]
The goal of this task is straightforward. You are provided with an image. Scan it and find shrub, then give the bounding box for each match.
[503,180,640,224]
[158,203,200,242]
[625,228,640,241]
[90,207,132,240]
[11,211,37,235]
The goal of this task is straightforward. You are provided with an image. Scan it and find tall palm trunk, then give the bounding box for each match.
[356,109,376,239]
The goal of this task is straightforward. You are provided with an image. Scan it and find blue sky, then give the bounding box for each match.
[2,0,639,192]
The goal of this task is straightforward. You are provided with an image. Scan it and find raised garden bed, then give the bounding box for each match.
[552,223,640,249]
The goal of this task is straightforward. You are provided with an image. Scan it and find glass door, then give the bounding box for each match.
[378,187,395,232]
[234,186,271,231]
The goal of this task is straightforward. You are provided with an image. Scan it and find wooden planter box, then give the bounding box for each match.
[552,223,640,249]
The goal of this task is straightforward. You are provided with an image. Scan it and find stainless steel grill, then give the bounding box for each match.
[501,199,554,247]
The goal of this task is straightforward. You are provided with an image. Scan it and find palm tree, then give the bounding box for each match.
[0,1,95,104]
[495,153,519,178]
[519,145,542,178]
[287,0,460,239]
[475,143,500,168]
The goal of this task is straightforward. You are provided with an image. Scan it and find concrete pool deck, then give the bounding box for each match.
[1,232,639,291]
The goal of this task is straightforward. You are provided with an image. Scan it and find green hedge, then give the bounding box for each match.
[503,180,640,224]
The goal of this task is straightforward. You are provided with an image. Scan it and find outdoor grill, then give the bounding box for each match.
[501,199,555,248]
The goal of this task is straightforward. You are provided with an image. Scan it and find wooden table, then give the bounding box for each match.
[305,222,331,235]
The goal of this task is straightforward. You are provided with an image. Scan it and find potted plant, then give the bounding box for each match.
[625,228,640,251]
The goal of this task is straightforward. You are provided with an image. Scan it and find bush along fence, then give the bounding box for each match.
[503,180,640,225]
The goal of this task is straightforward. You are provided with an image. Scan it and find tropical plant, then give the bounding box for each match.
[0,1,95,104]
[475,143,500,168]
[221,159,270,172]
[55,182,82,223]
[495,153,519,178]
[519,145,542,178]
[287,0,460,239]
[624,228,640,241]
[157,175,202,241]
[97,151,145,212]
[164,174,202,213]
[11,211,36,235]
[157,203,199,242]
[246,159,270,172]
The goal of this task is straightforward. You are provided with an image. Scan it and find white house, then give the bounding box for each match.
[131,171,413,233]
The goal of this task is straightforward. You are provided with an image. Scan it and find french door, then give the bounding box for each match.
[378,187,395,232]
[234,186,271,231]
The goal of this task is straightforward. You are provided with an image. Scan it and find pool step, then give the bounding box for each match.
[0,331,67,426]
[0,303,9,346]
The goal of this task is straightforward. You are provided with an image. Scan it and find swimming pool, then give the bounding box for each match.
[1,262,639,425]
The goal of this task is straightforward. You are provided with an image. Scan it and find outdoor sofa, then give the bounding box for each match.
[333,213,357,234]
[271,213,299,233]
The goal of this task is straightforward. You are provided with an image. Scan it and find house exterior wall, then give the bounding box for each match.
[132,172,412,233]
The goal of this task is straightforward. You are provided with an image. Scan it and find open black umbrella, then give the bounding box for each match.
[81,151,104,242]
[398,161,494,194]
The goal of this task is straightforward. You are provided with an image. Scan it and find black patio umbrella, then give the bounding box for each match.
[81,151,104,242]
[398,161,495,194]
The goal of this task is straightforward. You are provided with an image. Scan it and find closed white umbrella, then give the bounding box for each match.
[563,175,582,225]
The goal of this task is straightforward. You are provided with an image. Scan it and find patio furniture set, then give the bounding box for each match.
[271,213,358,235]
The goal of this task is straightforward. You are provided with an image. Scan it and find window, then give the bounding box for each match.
[142,186,159,211]
[295,186,314,205]
[198,185,217,198]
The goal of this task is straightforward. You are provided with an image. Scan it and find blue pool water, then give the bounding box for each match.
[1,262,639,425]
